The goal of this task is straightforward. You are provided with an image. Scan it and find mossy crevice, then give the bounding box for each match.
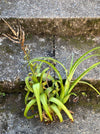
[0,81,25,93]
[1,18,100,38]
[0,79,100,94]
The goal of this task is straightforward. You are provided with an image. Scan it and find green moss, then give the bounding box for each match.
[25,33,33,40]
[41,20,48,24]
[60,35,96,51]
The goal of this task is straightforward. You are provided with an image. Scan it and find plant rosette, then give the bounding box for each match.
[2,19,100,123]
[24,48,100,122]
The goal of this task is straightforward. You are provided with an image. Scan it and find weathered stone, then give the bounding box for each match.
[0,92,100,134]
[1,35,100,92]
[0,36,54,92]
[0,0,100,18]
[55,36,100,79]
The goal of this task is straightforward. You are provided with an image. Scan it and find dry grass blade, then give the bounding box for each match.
[2,18,17,36]
[7,33,19,40]
[2,19,26,55]
[2,33,20,44]
[19,25,23,41]
[20,30,26,54]
[21,30,25,46]
[42,111,50,121]
[16,27,19,37]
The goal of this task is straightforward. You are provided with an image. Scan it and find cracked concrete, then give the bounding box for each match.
[0,35,100,92]
[0,0,100,133]
[0,36,54,82]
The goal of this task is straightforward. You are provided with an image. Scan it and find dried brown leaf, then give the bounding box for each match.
[2,18,17,36]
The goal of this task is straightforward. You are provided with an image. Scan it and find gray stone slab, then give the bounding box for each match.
[0,36,54,82]
[0,93,100,134]
[55,37,100,80]
[0,0,100,18]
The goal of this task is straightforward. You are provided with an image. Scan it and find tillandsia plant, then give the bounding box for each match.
[3,19,100,123]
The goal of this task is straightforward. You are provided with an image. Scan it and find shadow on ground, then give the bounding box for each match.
[0,91,100,134]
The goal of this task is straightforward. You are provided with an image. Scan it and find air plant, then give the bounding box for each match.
[3,19,100,123]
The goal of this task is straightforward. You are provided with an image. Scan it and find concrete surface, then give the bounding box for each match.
[0,35,100,92]
[0,36,54,82]
[0,0,100,18]
[0,36,54,92]
[0,92,100,134]
[0,0,100,133]
[55,36,100,79]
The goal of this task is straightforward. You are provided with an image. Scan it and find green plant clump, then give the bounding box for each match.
[0,92,5,97]
[3,19,100,123]
[24,49,100,122]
